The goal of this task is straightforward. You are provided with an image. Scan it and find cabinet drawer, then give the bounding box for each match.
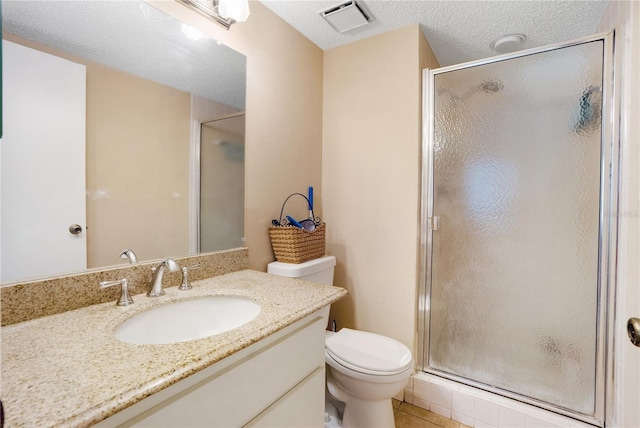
[127,310,327,427]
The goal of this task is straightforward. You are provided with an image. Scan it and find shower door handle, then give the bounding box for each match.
[428,216,440,230]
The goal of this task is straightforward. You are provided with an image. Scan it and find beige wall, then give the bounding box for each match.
[322,25,439,349]
[151,1,325,271]
[598,2,640,426]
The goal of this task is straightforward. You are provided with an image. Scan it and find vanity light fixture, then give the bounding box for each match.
[175,0,250,30]
[218,0,250,23]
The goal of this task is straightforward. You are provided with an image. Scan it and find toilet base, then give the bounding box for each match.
[324,399,342,428]
[341,396,395,428]
[325,364,405,428]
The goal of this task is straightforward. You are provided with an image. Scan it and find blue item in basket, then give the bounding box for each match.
[308,186,314,219]
[286,215,303,228]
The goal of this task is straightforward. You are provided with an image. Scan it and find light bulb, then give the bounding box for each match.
[218,0,250,22]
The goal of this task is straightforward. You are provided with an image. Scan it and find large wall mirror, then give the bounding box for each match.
[1,1,246,284]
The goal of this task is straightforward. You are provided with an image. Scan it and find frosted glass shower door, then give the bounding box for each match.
[427,40,605,417]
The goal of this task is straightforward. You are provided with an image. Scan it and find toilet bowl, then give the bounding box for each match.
[325,328,413,428]
[267,256,413,428]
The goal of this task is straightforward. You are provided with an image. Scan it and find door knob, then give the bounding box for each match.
[68,224,83,235]
[628,318,640,347]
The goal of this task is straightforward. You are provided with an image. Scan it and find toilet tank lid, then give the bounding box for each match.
[267,255,336,277]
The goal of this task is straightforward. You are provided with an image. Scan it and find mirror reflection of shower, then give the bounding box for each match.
[213,139,244,162]
[199,112,245,252]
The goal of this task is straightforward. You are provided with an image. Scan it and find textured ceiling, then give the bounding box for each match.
[259,0,610,66]
[2,1,609,106]
[2,1,246,110]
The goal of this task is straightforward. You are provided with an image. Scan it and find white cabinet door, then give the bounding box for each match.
[1,40,86,283]
[246,367,325,428]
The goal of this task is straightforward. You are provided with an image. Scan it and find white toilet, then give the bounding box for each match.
[267,256,413,428]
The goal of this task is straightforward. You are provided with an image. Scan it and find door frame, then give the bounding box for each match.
[417,31,616,427]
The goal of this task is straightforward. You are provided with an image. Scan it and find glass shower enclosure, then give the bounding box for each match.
[419,33,615,425]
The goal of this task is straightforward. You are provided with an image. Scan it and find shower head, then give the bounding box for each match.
[437,78,504,101]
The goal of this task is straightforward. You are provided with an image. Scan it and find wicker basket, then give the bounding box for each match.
[269,223,326,263]
[269,192,326,263]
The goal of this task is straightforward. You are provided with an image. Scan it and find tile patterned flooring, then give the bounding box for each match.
[393,400,471,428]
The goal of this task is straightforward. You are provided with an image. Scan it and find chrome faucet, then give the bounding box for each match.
[119,249,138,264]
[148,258,179,297]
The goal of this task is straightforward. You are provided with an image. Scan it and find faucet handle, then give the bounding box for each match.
[179,264,201,291]
[100,278,134,306]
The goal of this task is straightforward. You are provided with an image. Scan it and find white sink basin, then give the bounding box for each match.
[114,296,261,345]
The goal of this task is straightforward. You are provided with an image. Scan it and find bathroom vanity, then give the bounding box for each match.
[0,270,347,427]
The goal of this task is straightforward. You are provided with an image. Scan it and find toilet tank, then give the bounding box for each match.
[267,255,336,285]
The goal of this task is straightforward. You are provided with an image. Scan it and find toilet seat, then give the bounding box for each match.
[325,328,412,376]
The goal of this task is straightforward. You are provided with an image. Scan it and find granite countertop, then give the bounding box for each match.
[0,270,347,428]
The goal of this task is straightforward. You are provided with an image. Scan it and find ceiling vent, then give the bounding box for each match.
[320,1,372,33]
